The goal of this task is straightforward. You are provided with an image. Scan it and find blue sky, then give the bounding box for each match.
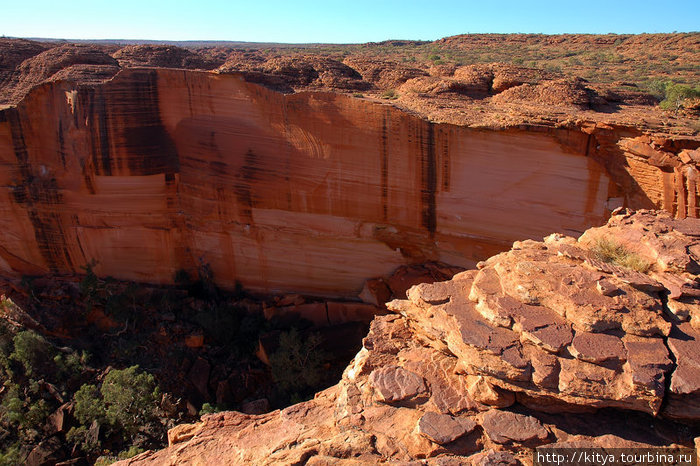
[2,0,698,43]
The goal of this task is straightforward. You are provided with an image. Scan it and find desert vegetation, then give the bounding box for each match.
[0,264,355,464]
[591,237,651,272]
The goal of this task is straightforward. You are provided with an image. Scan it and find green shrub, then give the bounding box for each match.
[101,366,160,439]
[73,366,160,442]
[94,457,117,466]
[660,82,700,111]
[0,444,21,466]
[74,384,106,426]
[10,331,52,377]
[1,385,24,425]
[118,446,145,460]
[199,402,223,416]
[24,398,49,430]
[80,260,102,312]
[380,89,399,100]
[66,425,102,455]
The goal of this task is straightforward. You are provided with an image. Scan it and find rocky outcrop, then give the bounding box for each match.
[0,44,120,107]
[112,45,222,70]
[122,210,699,465]
[395,210,700,419]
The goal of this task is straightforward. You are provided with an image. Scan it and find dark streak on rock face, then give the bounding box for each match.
[234,149,258,224]
[441,129,450,192]
[83,71,180,177]
[381,112,389,222]
[121,71,179,176]
[57,120,66,169]
[421,122,437,237]
[7,108,71,272]
[85,89,112,176]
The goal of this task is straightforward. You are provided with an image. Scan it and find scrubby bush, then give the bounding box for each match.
[101,366,160,438]
[74,384,106,426]
[0,444,21,466]
[380,89,399,100]
[70,365,161,456]
[66,425,101,455]
[647,80,700,111]
[199,402,224,416]
[10,331,52,377]
[269,328,328,400]
[660,82,700,111]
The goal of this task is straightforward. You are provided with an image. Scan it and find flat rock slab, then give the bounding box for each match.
[667,323,700,396]
[417,411,477,444]
[481,409,549,445]
[623,336,672,394]
[369,365,427,403]
[470,449,519,466]
[570,332,626,363]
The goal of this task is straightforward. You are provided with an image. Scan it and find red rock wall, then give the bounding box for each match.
[0,69,618,295]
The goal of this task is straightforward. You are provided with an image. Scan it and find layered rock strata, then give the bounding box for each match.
[0,68,698,298]
[121,210,700,465]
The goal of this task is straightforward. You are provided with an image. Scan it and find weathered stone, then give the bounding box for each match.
[664,322,700,420]
[240,398,270,415]
[26,436,66,466]
[469,449,519,466]
[184,333,204,348]
[596,279,619,296]
[167,421,204,446]
[480,409,549,445]
[667,323,700,395]
[117,210,700,465]
[666,297,700,322]
[417,411,476,444]
[188,357,211,399]
[466,375,515,408]
[570,332,626,363]
[369,365,427,403]
[359,277,393,306]
[622,335,672,402]
[402,349,479,414]
[46,402,72,435]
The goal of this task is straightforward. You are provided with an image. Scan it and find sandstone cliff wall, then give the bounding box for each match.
[0,69,686,296]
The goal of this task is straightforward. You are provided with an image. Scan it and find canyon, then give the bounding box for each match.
[0,35,699,464]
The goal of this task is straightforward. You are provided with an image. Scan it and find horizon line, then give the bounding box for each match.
[4,30,699,47]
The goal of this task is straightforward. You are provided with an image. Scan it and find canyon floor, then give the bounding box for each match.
[0,33,698,465]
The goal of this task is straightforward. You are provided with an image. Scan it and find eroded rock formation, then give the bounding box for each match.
[0,65,698,298]
[121,210,699,465]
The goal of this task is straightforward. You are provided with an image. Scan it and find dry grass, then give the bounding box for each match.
[591,237,651,273]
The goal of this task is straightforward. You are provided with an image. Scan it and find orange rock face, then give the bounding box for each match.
[0,68,694,296]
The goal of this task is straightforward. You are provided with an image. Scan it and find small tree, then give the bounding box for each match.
[73,384,106,426]
[10,331,52,377]
[659,82,700,111]
[269,328,327,396]
[101,366,160,439]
